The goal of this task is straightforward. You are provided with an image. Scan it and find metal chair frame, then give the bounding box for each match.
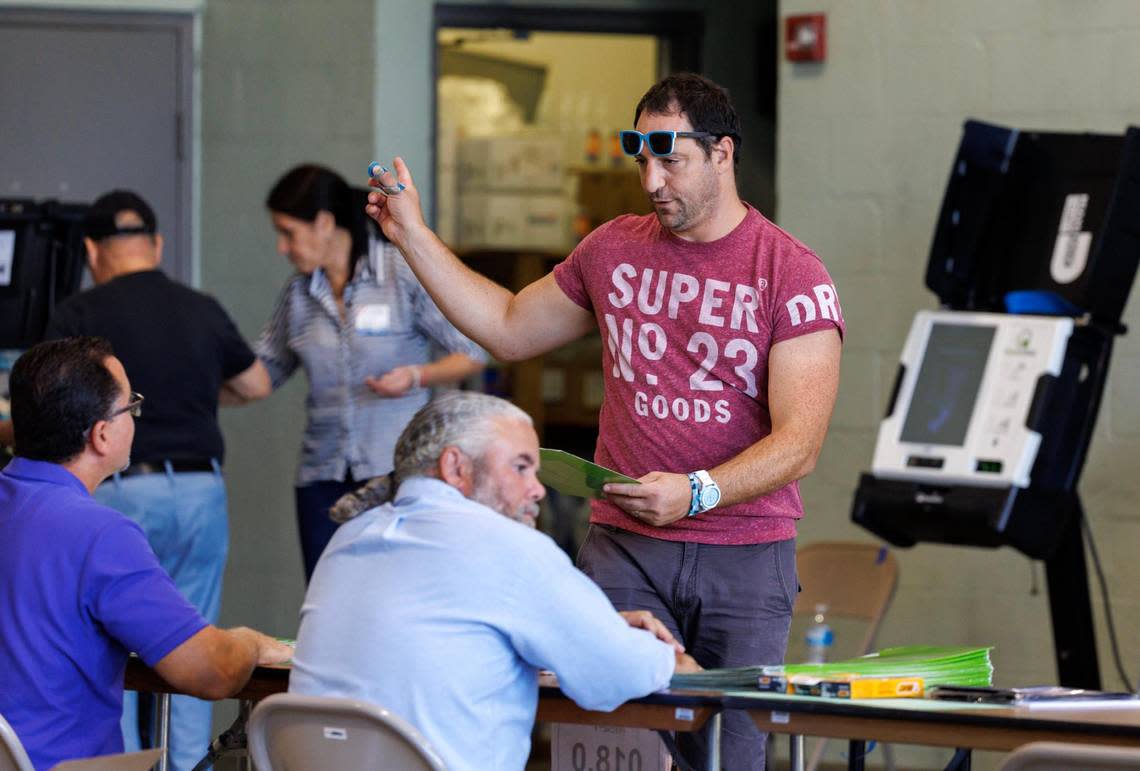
[0,713,33,771]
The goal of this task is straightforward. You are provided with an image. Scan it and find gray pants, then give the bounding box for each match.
[577,525,797,771]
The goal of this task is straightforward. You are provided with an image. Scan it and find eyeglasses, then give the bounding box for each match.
[107,391,145,420]
[619,130,716,157]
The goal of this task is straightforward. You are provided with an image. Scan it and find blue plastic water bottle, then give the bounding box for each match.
[805,603,834,664]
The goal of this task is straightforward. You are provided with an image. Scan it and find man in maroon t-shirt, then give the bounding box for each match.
[366,73,843,769]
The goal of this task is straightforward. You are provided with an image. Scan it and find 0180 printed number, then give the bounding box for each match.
[571,742,643,771]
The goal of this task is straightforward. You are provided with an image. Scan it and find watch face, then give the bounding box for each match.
[700,486,721,508]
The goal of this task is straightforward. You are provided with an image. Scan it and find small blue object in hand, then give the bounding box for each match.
[367,161,405,195]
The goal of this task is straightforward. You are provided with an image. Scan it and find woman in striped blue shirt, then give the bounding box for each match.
[257,164,486,580]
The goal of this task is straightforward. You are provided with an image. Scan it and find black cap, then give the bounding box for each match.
[83,190,157,241]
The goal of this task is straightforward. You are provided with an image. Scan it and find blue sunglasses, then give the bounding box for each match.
[620,130,716,157]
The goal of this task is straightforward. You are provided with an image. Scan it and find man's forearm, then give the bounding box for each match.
[601,434,824,527]
[711,328,842,507]
[219,360,272,407]
[370,160,594,360]
[154,625,291,701]
[603,330,841,523]
[396,225,520,358]
[218,384,252,406]
[711,428,824,508]
[155,626,256,700]
[209,627,261,696]
[419,353,483,387]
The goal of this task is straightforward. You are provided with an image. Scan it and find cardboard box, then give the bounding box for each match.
[574,167,652,230]
[457,192,567,251]
[459,135,563,192]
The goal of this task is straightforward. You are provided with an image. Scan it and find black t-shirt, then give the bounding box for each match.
[44,270,256,464]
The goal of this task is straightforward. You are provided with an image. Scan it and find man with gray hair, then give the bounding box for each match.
[290,392,698,771]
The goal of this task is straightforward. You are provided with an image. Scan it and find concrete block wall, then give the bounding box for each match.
[199,0,375,659]
[197,0,375,744]
[778,1,1140,767]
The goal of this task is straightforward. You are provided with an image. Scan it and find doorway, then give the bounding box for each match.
[432,4,702,242]
[0,9,196,284]
[430,9,702,444]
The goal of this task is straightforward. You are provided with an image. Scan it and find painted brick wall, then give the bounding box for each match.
[200,0,375,640]
[778,1,1140,767]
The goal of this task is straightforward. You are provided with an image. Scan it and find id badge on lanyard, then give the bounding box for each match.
[355,304,391,335]
[355,238,391,335]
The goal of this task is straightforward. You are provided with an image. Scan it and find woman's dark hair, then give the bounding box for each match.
[10,337,120,463]
[634,73,743,166]
[266,164,377,270]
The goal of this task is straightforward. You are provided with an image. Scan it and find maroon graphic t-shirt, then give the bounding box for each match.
[553,205,845,544]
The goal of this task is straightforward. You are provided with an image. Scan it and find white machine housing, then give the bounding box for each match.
[872,310,1074,488]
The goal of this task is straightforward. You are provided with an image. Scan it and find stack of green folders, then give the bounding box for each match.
[670,645,994,691]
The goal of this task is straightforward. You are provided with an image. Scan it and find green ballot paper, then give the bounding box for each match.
[538,449,639,499]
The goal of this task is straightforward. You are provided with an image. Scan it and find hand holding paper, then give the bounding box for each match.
[537,449,638,499]
[603,471,691,527]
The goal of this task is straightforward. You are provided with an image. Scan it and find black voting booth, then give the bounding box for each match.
[852,120,1140,689]
[0,198,88,349]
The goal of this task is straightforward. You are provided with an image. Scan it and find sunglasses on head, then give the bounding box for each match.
[619,130,717,157]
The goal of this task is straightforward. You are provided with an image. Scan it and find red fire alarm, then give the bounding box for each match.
[785,13,826,62]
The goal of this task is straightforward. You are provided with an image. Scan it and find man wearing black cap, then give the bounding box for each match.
[39,190,270,770]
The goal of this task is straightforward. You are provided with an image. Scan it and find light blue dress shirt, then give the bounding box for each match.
[289,477,676,771]
[256,237,486,485]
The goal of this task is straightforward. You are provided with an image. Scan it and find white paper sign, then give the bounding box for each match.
[551,724,671,771]
[0,230,15,287]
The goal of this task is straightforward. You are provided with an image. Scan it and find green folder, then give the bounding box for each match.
[670,645,995,690]
[538,448,639,499]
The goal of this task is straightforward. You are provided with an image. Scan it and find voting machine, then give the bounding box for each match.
[851,120,1140,688]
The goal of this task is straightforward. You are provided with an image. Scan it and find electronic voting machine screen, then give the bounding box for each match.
[872,310,1073,488]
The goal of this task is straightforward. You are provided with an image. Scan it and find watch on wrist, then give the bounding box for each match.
[687,470,721,517]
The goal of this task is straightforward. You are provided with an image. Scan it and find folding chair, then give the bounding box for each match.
[794,541,898,657]
[999,741,1140,770]
[247,693,448,770]
[789,541,899,771]
[0,713,33,771]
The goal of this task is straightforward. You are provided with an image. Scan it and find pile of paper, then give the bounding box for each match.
[670,645,994,696]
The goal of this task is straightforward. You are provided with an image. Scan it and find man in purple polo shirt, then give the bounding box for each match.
[0,337,292,771]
